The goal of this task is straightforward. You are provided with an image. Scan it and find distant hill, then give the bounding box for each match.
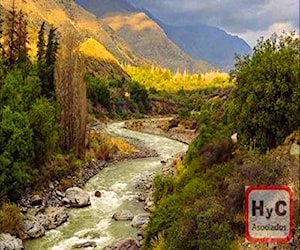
[75,0,215,73]
[158,22,252,72]
[143,11,252,72]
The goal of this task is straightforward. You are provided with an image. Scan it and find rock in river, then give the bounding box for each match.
[131,214,150,229]
[113,210,134,221]
[64,187,91,208]
[22,219,45,239]
[45,207,69,229]
[0,233,23,250]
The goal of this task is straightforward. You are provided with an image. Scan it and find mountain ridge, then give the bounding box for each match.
[75,0,215,73]
[75,0,252,71]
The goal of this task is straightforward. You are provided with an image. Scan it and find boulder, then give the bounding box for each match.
[104,238,140,250]
[131,214,150,228]
[56,190,65,198]
[71,241,96,249]
[95,191,101,198]
[113,210,134,221]
[231,133,238,144]
[22,220,45,239]
[31,195,43,206]
[45,207,69,229]
[0,233,23,250]
[65,187,91,208]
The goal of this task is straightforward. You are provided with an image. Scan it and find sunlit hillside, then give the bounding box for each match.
[125,66,231,92]
[0,0,147,78]
[102,12,214,73]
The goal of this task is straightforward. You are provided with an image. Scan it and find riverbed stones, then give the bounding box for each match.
[113,210,134,221]
[131,214,150,228]
[0,234,24,250]
[64,187,91,208]
[22,219,45,239]
[104,238,140,250]
[71,241,97,249]
[44,207,69,229]
[31,194,43,206]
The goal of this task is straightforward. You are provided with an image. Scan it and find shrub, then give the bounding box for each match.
[0,203,23,235]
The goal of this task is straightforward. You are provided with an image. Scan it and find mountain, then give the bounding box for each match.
[75,0,252,72]
[0,0,149,80]
[75,0,138,17]
[142,10,252,72]
[157,21,252,72]
[75,0,215,73]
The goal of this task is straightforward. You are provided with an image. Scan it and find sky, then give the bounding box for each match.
[130,0,300,47]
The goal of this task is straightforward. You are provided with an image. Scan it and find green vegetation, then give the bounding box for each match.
[85,74,150,118]
[229,32,300,152]
[144,33,299,249]
[0,6,87,204]
[125,66,230,92]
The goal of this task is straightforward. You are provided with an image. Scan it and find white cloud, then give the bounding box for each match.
[233,21,298,47]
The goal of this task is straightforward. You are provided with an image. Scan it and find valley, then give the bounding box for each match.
[0,0,299,250]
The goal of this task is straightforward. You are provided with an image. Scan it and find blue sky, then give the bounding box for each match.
[130,0,299,46]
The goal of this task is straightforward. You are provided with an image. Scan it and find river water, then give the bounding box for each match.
[25,122,188,250]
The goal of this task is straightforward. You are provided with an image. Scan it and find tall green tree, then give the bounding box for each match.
[36,23,59,99]
[229,32,300,152]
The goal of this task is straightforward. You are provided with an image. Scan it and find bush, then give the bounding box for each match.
[129,80,150,113]
[86,74,111,110]
[0,203,23,235]
[29,98,59,165]
[229,33,300,152]
[0,107,33,200]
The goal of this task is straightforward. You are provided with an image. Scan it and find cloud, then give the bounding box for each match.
[130,0,299,46]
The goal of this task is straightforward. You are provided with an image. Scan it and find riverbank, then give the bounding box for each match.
[1,119,189,249]
[22,121,188,250]
[0,121,159,249]
[124,117,199,144]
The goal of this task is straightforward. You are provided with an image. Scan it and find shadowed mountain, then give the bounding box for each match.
[158,22,252,72]
[143,10,252,72]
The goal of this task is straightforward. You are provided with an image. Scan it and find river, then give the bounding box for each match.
[24,122,188,250]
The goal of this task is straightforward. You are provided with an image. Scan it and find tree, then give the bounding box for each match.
[37,22,46,66]
[37,23,59,99]
[229,33,300,152]
[55,32,87,158]
[3,1,29,67]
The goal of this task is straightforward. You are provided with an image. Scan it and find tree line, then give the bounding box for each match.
[0,3,87,201]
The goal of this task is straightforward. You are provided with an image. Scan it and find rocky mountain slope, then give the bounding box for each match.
[76,0,252,72]
[75,0,215,73]
[0,0,148,79]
